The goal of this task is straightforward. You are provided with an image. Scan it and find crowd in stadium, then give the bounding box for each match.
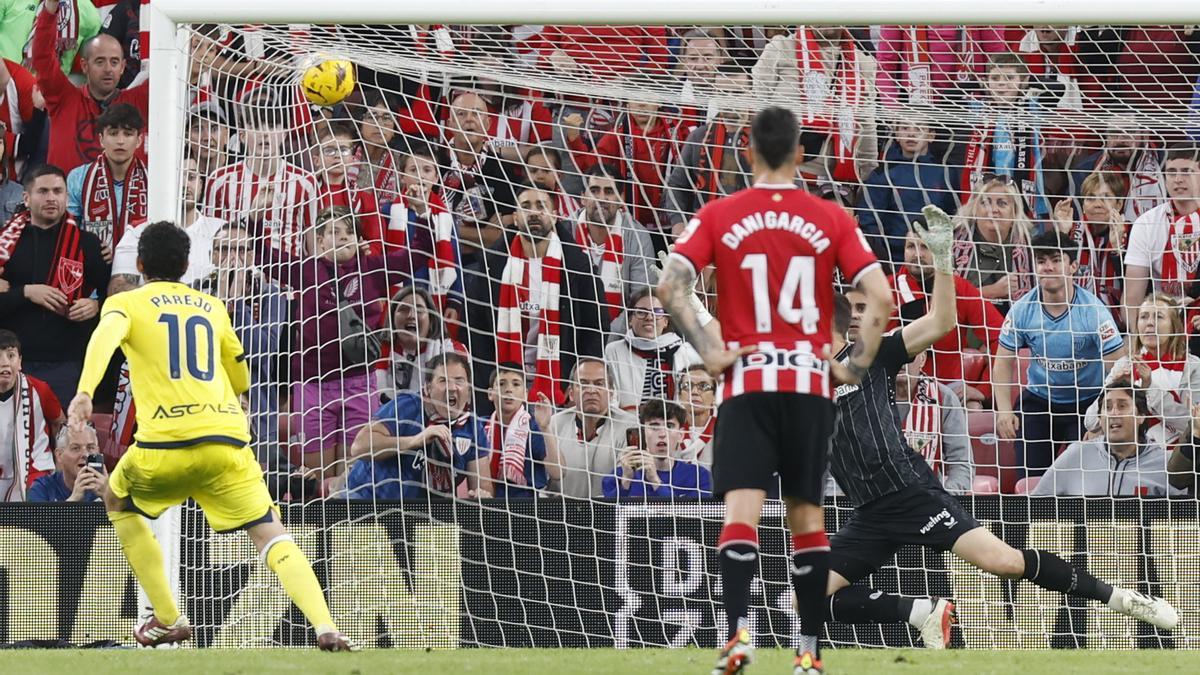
[3,11,1200,503]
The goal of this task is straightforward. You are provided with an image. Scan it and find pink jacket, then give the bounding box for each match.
[875,26,1008,105]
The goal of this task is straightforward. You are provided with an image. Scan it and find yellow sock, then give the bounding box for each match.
[109,511,180,625]
[265,537,337,634]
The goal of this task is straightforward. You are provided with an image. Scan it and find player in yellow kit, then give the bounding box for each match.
[67,221,357,651]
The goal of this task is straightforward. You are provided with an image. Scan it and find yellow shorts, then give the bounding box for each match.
[108,442,277,533]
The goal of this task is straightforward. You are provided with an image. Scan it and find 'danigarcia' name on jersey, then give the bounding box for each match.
[714,210,833,253]
[671,185,880,401]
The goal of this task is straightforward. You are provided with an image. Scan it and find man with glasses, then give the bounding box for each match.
[1123,143,1200,331]
[28,421,105,502]
[675,364,716,467]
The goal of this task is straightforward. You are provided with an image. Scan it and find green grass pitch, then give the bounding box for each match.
[0,649,1195,675]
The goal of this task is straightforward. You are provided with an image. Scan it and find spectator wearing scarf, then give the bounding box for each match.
[485,362,560,500]
[675,364,716,468]
[663,106,753,235]
[604,287,701,411]
[571,164,658,323]
[894,351,974,494]
[1051,170,1130,317]
[1084,294,1200,446]
[0,165,108,407]
[0,329,60,501]
[375,285,467,403]
[752,25,879,184]
[951,175,1035,314]
[346,352,491,500]
[67,103,146,252]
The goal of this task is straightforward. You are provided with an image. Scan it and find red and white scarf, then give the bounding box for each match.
[1067,218,1126,308]
[108,362,136,459]
[951,221,1033,304]
[574,215,624,321]
[497,232,565,405]
[795,26,862,182]
[4,372,51,499]
[424,409,472,494]
[902,376,943,479]
[677,415,715,464]
[24,0,79,66]
[388,190,458,311]
[0,212,89,303]
[81,156,148,250]
[1158,210,1200,298]
[486,406,532,487]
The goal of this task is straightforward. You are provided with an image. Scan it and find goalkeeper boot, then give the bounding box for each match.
[918,597,957,649]
[317,630,362,652]
[1109,588,1179,630]
[711,627,753,675]
[134,614,192,647]
[793,650,824,675]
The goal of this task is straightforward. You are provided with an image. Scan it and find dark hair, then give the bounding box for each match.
[524,145,562,171]
[1030,230,1078,263]
[391,284,445,341]
[638,398,687,428]
[315,119,358,143]
[96,103,145,135]
[489,361,527,387]
[832,293,851,335]
[424,351,472,384]
[0,329,20,353]
[751,106,799,170]
[626,286,655,311]
[399,142,437,171]
[22,164,66,190]
[1165,143,1200,165]
[138,221,191,281]
[682,363,711,378]
[1102,376,1152,442]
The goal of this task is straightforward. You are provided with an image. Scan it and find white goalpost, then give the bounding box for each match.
[129,0,1200,652]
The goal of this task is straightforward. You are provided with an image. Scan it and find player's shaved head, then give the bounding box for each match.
[138,221,191,282]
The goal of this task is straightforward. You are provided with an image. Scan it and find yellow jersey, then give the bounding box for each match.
[78,281,251,449]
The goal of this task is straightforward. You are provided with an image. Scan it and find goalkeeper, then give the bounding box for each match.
[66,222,357,651]
[822,206,1177,646]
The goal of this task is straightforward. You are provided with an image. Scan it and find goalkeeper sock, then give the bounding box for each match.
[109,511,180,625]
[717,522,758,641]
[827,586,915,625]
[790,531,830,659]
[264,535,338,634]
[1021,549,1114,603]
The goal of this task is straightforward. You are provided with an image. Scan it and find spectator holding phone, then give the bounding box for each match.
[602,399,711,499]
[28,422,105,502]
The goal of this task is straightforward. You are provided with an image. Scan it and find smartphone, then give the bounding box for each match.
[86,453,105,472]
[626,428,641,450]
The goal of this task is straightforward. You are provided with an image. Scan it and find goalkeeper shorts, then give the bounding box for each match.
[108,442,277,533]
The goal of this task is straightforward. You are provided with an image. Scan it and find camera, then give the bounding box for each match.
[86,453,105,472]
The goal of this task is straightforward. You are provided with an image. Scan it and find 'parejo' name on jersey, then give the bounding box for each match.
[720,211,831,252]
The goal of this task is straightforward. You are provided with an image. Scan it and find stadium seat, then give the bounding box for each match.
[971,475,1000,494]
[966,410,1021,493]
[960,348,988,386]
[1014,476,1041,494]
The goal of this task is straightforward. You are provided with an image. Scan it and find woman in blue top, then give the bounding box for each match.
[603,399,712,499]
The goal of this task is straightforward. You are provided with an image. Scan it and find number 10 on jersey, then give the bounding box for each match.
[740,254,819,334]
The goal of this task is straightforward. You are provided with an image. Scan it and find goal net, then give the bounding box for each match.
[131,20,1200,649]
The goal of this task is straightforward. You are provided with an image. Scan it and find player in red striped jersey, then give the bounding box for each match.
[658,106,893,675]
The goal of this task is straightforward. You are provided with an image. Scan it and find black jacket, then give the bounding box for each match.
[0,219,110,361]
[462,221,609,415]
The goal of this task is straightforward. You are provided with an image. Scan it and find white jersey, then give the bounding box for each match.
[111,213,226,286]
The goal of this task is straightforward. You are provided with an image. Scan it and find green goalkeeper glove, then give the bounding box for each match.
[915,205,955,275]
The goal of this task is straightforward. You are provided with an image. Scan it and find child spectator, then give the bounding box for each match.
[0,330,61,501]
[602,399,712,499]
[67,103,146,254]
[486,362,560,500]
[312,120,381,247]
[375,285,466,403]
[259,206,428,479]
[1084,294,1200,446]
[346,352,491,499]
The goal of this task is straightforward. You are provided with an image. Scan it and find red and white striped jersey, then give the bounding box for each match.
[671,183,879,400]
[204,161,318,256]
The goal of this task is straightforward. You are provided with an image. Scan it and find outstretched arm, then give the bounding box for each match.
[900,206,958,357]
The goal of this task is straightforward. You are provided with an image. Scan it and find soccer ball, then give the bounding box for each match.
[301,59,355,106]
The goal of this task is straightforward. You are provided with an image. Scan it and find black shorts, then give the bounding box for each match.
[829,482,981,584]
[712,392,835,504]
